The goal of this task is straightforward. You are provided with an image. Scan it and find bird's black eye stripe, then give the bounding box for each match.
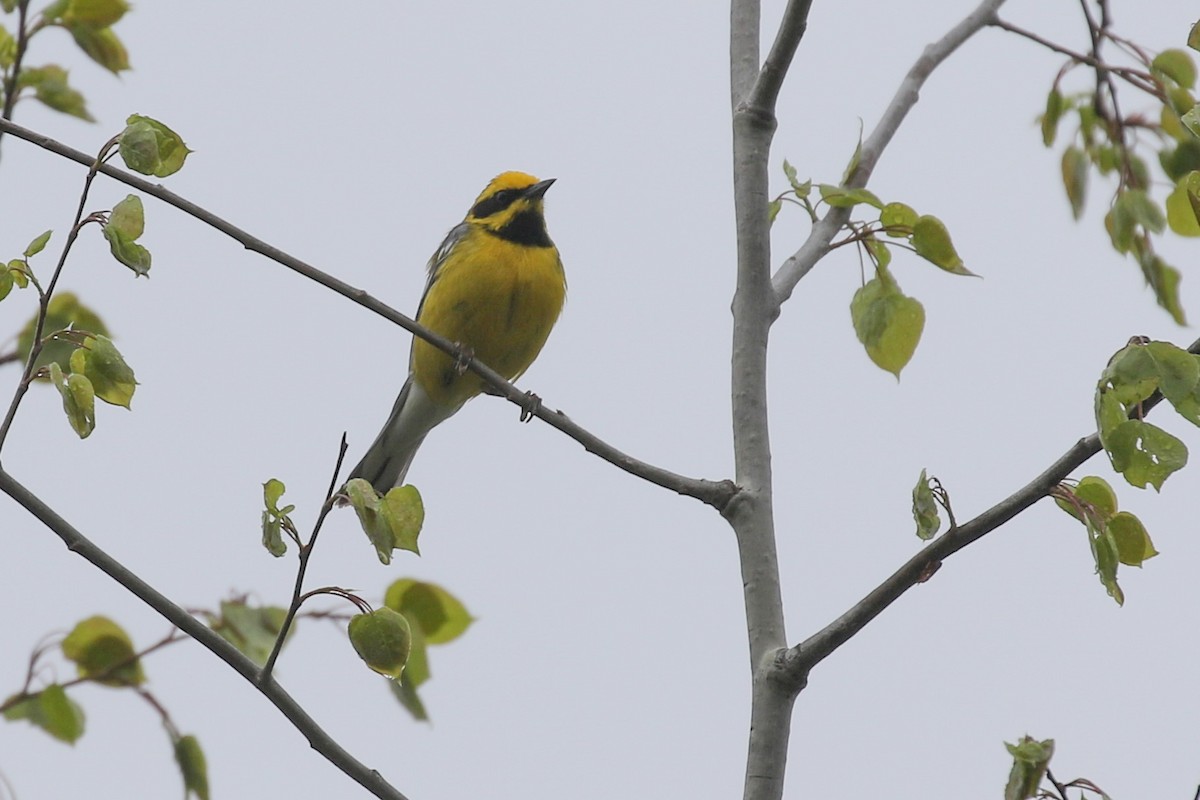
[471,188,522,219]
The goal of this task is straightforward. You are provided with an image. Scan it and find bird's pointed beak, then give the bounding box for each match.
[525,178,556,199]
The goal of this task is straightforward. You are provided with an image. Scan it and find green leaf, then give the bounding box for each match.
[62,0,130,26]
[119,114,192,177]
[1109,511,1158,566]
[1054,475,1118,523]
[1089,518,1124,604]
[346,480,424,563]
[0,25,16,70]
[911,469,940,540]
[879,202,918,237]
[18,65,94,122]
[2,685,85,744]
[61,615,144,686]
[1191,20,1200,52]
[348,608,412,680]
[102,195,151,276]
[842,121,864,183]
[69,25,129,74]
[1061,146,1088,220]
[850,269,925,378]
[107,194,144,239]
[69,334,137,408]
[818,183,883,210]
[1144,340,1200,405]
[17,292,110,375]
[911,215,972,275]
[1152,49,1197,89]
[1183,104,1200,138]
[387,664,429,722]
[1138,253,1186,325]
[1166,175,1200,236]
[0,268,12,303]
[50,363,95,439]
[260,478,289,557]
[9,260,29,288]
[1104,419,1188,490]
[863,236,891,270]
[1041,88,1063,147]
[782,159,809,195]
[211,600,289,667]
[173,734,210,800]
[24,229,52,258]
[384,579,475,645]
[381,485,424,555]
[767,198,781,225]
[1004,736,1055,800]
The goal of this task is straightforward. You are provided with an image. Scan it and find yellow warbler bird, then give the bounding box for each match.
[348,171,566,493]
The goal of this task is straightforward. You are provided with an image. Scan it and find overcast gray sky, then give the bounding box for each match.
[2,2,1198,799]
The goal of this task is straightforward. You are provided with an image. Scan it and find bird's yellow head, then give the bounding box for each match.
[465,171,556,247]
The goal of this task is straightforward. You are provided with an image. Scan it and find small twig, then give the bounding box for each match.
[778,334,1200,685]
[0,467,411,800]
[771,0,1007,301]
[1045,767,1070,800]
[0,117,734,510]
[745,0,816,113]
[259,435,349,684]
[0,142,112,453]
[990,18,1157,94]
[0,0,32,159]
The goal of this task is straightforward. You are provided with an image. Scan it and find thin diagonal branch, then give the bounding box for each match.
[746,0,815,113]
[771,0,1007,302]
[0,118,735,512]
[0,467,410,800]
[779,334,1200,683]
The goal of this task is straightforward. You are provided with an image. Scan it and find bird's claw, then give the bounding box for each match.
[519,391,542,423]
[453,344,475,376]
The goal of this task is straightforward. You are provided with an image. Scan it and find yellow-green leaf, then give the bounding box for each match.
[69,25,129,74]
[1166,176,1200,236]
[911,469,940,540]
[119,114,191,178]
[384,579,474,645]
[69,334,136,408]
[61,615,143,686]
[1152,49,1197,89]
[818,183,883,210]
[348,608,411,680]
[174,734,210,800]
[912,215,972,275]
[16,292,110,375]
[1061,146,1088,220]
[62,0,129,26]
[850,270,925,378]
[24,229,52,258]
[1004,736,1054,800]
[879,202,917,237]
[1041,88,1063,147]
[1109,511,1157,567]
[381,485,423,555]
[211,601,289,667]
[50,363,95,439]
[2,685,86,744]
[18,65,94,122]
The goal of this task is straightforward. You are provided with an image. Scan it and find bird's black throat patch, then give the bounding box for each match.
[494,209,553,247]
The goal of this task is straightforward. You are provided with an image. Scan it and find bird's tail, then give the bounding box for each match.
[346,377,454,494]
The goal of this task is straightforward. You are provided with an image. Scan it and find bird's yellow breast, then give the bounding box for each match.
[410,229,566,408]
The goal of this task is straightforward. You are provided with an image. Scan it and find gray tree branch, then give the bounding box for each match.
[771,0,1007,302]
[0,118,733,511]
[0,468,410,800]
[778,334,1200,686]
